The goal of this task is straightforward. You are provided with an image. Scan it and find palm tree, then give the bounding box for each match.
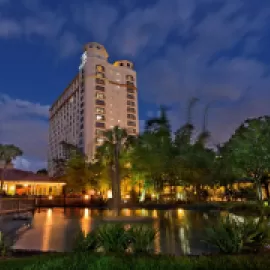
[0,144,23,190]
[96,126,132,216]
[175,97,199,147]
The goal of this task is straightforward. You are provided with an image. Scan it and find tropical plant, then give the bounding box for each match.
[96,224,129,253]
[204,216,270,254]
[73,230,99,252]
[127,225,157,254]
[96,126,133,215]
[0,144,23,190]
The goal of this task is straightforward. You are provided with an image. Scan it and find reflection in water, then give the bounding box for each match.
[42,208,52,251]
[177,209,184,219]
[13,208,232,255]
[81,208,91,235]
[153,220,161,254]
[179,227,190,254]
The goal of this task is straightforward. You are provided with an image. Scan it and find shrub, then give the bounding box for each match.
[73,230,99,252]
[127,225,157,254]
[0,231,9,257]
[97,224,129,253]
[5,254,270,270]
[204,215,270,254]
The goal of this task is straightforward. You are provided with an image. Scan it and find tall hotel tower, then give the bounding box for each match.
[48,42,138,175]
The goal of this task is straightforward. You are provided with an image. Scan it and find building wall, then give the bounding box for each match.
[48,42,139,175]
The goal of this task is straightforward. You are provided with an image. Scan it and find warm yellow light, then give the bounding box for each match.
[10,185,15,191]
[177,208,184,218]
[107,190,112,199]
[125,194,130,199]
[24,184,28,187]
[84,195,89,200]
[48,195,53,200]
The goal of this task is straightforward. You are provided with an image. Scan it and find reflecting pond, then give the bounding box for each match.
[10,208,247,255]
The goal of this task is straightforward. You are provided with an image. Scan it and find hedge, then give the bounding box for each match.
[1,253,270,270]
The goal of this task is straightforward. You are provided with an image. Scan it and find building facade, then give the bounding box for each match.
[48,42,139,175]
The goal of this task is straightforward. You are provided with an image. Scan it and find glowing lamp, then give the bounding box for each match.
[84,195,89,200]
[48,195,53,200]
[107,190,112,199]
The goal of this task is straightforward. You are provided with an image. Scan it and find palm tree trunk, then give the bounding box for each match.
[0,164,6,191]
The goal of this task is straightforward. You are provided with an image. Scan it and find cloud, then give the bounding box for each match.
[73,1,118,43]
[110,0,195,56]
[58,31,81,58]
[14,157,46,172]
[0,94,49,169]
[0,16,21,37]
[133,0,270,143]
[23,11,65,38]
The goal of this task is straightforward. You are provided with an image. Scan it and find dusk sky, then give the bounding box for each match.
[1,0,270,171]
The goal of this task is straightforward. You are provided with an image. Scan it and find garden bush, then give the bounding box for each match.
[204,215,270,254]
[2,254,270,270]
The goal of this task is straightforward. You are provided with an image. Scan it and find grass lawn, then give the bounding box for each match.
[1,253,270,270]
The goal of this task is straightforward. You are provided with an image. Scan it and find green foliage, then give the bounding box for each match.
[225,116,270,200]
[0,231,8,257]
[0,144,23,190]
[204,215,270,254]
[65,152,94,192]
[0,144,23,164]
[96,224,129,253]
[73,230,99,252]
[127,225,157,254]
[96,126,133,213]
[3,254,270,270]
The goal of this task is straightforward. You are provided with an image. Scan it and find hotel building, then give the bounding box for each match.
[48,42,139,175]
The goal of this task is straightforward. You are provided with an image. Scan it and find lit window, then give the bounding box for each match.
[96,92,105,99]
[96,129,104,136]
[96,138,104,145]
[96,114,105,121]
[96,72,105,78]
[96,65,105,72]
[96,107,105,114]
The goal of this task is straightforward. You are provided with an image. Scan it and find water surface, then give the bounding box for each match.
[11,207,231,255]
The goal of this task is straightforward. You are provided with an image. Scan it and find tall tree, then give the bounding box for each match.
[0,144,23,190]
[131,107,174,199]
[96,126,132,215]
[226,116,270,200]
[64,151,94,193]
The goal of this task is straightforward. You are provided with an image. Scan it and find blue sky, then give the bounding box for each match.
[0,0,270,171]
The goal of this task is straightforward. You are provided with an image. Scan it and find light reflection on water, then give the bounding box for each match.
[12,208,252,255]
